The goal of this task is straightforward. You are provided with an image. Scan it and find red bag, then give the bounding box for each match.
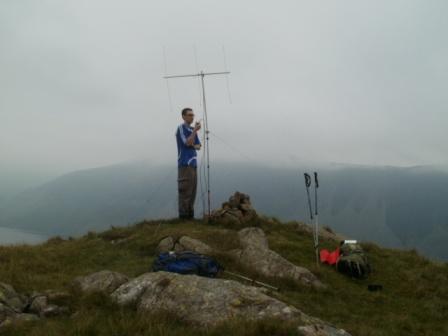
[320,247,340,265]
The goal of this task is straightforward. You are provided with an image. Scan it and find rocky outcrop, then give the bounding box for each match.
[210,191,257,225]
[294,222,347,243]
[0,283,26,313]
[234,227,324,288]
[154,227,323,288]
[298,324,352,336]
[0,283,70,328]
[0,303,17,327]
[175,236,213,254]
[156,235,214,254]
[27,291,70,318]
[72,270,129,294]
[0,312,39,328]
[238,227,269,249]
[156,236,175,253]
[107,271,349,335]
[112,271,299,324]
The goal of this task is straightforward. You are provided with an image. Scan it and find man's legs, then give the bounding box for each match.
[178,166,197,219]
[178,166,190,219]
[188,167,197,219]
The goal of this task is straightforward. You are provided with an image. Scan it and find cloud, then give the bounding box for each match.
[1,0,447,175]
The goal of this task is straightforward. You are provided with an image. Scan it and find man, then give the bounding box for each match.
[175,107,201,220]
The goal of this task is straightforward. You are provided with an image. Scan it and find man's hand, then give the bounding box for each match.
[194,144,202,150]
[187,122,202,146]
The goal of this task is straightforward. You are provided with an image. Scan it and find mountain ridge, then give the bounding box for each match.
[1,160,448,260]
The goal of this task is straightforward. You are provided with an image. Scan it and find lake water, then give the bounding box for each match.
[0,226,48,245]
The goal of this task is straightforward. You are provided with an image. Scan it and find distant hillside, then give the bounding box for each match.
[1,161,448,260]
[0,167,58,202]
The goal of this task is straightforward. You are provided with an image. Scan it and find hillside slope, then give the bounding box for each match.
[2,161,448,260]
[0,217,447,335]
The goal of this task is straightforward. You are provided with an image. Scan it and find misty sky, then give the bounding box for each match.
[1,0,447,177]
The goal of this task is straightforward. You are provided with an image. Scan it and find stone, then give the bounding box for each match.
[239,245,324,288]
[26,290,71,318]
[154,228,323,288]
[15,313,40,322]
[0,303,16,325]
[28,295,48,315]
[210,192,258,225]
[174,236,213,254]
[222,212,243,224]
[295,223,346,243]
[112,271,301,325]
[228,193,242,208]
[43,289,71,302]
[238,227,269,249]
[222,202,231,210]
[0,312,40,328]
[298,324,352,336]
[240,203,254,212]
[226,209,244,219]
[72,270,129,294]
[40,304,69,317]
[109,271,349,334]
[235,227,324,288]
[0,283,26,312]
[156,236,175,253]
[156,236,214,255]
[0,285,41,327]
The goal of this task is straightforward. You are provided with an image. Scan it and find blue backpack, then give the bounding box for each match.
[152,251,222,278]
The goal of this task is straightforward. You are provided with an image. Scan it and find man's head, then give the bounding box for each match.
[181,107,194,125]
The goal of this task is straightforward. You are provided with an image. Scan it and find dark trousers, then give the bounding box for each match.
[178,166,197,218]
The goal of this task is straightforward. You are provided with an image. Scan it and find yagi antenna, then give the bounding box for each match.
[163,64,231,219]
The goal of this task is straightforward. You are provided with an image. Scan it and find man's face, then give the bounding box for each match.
[182,110,194,124]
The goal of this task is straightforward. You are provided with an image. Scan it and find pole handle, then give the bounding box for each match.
[304,173,312,188]
[304,173,313,220]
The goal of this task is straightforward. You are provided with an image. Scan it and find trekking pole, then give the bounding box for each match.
[224,271,279,291]
[314,172,319,267]
[304,173,318,267]
[304,173,313,221]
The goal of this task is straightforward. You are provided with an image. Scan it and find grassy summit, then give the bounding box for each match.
[0,217,447,335]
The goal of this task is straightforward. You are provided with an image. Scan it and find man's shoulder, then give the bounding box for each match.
[177,123,193,131]
[175,123,193,139]
[175,123,184,133]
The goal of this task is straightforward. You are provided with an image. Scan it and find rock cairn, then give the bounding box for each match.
[210,191,257,224]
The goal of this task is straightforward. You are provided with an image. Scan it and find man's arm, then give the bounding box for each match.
[186,122,201,146]
[178,125,196,147]
[193,132,201,150]
[186,131,197,146]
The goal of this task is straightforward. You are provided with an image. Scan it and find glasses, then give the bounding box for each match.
[186,114,195,117]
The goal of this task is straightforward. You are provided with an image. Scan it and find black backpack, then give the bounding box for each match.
[336,242,371,279]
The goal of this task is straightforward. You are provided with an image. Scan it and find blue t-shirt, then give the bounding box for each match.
[176,123,201,168]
